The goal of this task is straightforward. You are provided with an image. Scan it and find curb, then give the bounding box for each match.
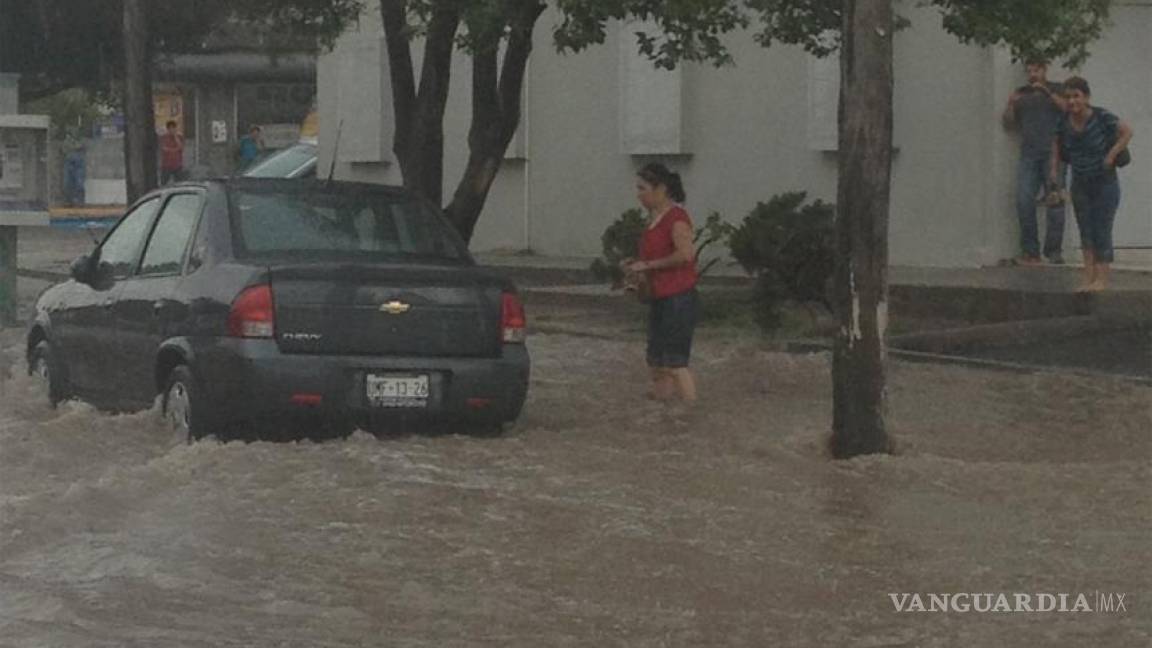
[784,338,1149,384]
[886,315,1145,354]
[887,348,1151,386]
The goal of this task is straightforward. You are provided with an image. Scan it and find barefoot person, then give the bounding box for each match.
[626,163,699,403]
[1051,76,1134,291]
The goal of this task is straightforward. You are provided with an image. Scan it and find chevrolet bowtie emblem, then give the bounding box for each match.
[380,300,411,314]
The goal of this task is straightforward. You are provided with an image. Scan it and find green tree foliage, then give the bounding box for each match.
[553,0,750,68]
[24,89,106,142]
[0,0,363,100]
[744,0,1111,66]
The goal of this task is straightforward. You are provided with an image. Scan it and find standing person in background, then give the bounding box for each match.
[1003,59,1067,265]
[237,125,264,171]
[159,120,184,185]
[63,139,86,206]
[1052,76,1134,292]
[625,163,699,404]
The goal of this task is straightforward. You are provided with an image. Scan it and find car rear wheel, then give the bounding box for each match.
[163,366,212,442]
[29,340,67,407]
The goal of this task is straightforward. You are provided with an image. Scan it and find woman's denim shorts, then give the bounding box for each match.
[647,289,698,369]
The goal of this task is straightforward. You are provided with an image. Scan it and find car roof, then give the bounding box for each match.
[164,177,413,197]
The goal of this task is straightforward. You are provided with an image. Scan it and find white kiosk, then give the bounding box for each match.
[0,73,51,325]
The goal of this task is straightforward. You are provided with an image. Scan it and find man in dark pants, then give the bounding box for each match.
[1003,59,1067,265]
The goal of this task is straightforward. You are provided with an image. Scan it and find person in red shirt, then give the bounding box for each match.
[159,120,185,184]
[625,163,699,403]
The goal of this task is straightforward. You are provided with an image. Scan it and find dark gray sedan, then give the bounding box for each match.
[26,179,530,440]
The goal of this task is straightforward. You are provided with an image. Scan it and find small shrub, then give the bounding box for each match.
[728,192,835,330]
[590,209,735,287]
[590,209,647,288]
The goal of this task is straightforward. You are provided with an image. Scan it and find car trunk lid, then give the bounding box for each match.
[270,263,500,357]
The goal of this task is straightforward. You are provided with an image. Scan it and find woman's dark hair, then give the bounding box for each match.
[1064,76,1091,97]
[637,163,686,203]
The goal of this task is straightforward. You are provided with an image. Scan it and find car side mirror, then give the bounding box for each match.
[69,254,94,284]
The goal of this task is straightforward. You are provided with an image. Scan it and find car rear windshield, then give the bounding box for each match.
[242,144,316,178]
[230,189,467,262]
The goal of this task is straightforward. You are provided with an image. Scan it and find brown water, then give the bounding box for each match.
[1,331,1149,646]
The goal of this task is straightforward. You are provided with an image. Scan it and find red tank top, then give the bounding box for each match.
[639,206,698,299]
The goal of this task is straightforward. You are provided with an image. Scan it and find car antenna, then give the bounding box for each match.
[326,119,344,185]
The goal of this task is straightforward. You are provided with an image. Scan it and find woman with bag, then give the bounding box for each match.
[624,163,699,403]
[1051,76,1134,291]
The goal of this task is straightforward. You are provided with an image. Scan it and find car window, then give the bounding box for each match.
[232,190,465,262]
[242,144,317,178]
[99,198,161,278]
[140,193,203,276]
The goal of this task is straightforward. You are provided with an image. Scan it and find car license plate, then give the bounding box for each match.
[366,374,429,408]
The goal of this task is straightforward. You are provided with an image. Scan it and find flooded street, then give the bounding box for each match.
[0,329,1149,646]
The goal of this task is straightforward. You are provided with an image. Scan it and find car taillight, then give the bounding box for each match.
[501,292,526,344]
[228,284,275,338]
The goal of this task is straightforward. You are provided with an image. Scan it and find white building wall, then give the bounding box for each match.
[1074,1,1152,253]
[319,1,1148,267]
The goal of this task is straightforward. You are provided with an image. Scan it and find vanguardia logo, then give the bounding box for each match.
[888,592,1127,613]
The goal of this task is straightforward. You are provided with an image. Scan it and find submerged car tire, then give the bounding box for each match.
[29,340,68,407]
[163,365,214,442]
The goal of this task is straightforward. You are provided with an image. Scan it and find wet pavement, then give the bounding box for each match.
[1,322,1149,646]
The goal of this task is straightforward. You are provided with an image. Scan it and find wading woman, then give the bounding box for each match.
[626,163,699,403]
[1052,76,1134,291]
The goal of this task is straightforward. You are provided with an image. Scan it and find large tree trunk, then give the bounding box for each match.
[444,1,543,242]
[831,0,892,458]
[381,0,458,207]
[122,0,156,203]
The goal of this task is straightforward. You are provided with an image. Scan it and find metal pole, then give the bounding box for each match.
[0,225,15,325]
[0,60,16,325]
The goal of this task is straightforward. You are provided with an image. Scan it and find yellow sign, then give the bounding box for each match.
[154,91,185,135]
[299,110,319,142]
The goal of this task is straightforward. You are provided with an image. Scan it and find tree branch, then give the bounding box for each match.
[381,0,416,155]
[497,1,544,142]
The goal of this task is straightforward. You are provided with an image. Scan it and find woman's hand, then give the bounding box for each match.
[627,260,649,274]
[1103,151,1117,170]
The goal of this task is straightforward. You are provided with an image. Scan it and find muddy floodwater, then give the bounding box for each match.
[1,329,1149,646]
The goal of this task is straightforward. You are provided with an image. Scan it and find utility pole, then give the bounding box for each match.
[0,46,18,326]
[123,0,156,202]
